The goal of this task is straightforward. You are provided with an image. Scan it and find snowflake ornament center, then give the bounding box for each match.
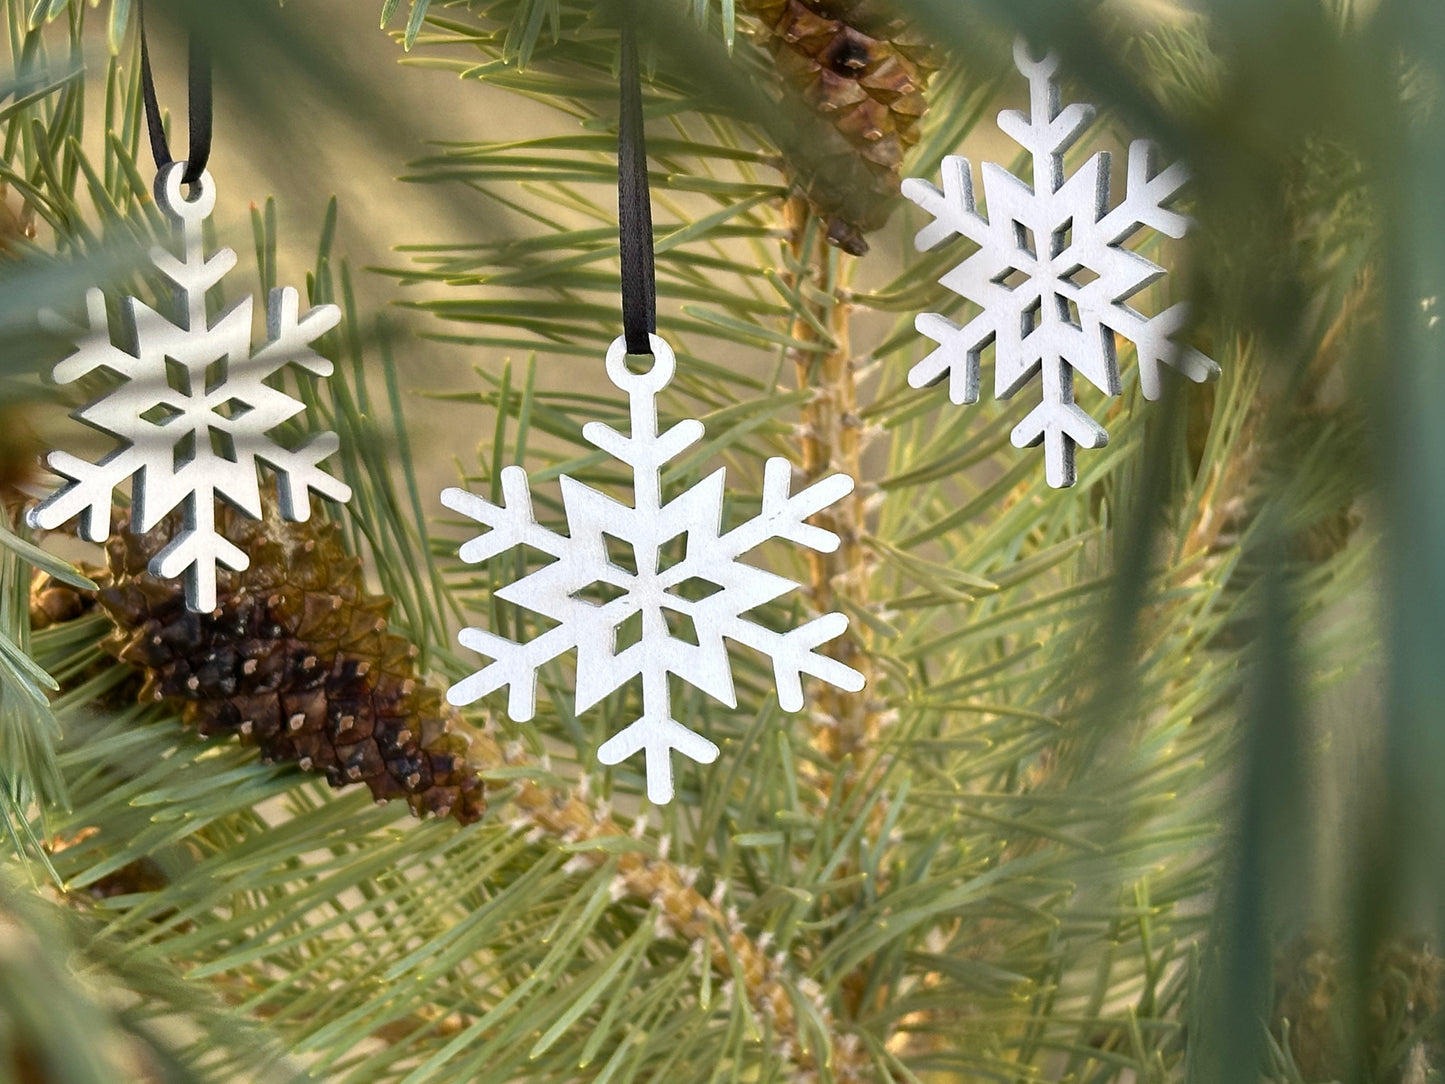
[998,225,1069,328]
[29,163,352,612]
[903,39,1219,487]
[586,515,723,650]
[443,334,866,804]
[580,540,684,651]
[150,355,254,465]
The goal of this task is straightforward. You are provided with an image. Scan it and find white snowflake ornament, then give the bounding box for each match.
[443,334,866,804]
[903,39,1218,487]
[29,163,351,612]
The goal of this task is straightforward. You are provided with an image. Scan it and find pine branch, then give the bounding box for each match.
[368,6,1267,1077]
[5,4,1395,1083]
[457,718,871,1080]
[779,198,889,797]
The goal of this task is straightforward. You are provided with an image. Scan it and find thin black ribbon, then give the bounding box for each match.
[618,21,656,356]
[139,3,213,183]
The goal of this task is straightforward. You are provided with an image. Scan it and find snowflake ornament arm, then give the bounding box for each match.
[902,40,1218,487]
[28,164,351,612]
[444,335,865,804]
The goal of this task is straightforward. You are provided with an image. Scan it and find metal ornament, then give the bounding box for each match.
[443,334,866,804]
[29,163,351,613]
[902,39,1218,487]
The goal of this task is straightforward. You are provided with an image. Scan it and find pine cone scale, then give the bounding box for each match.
[740,0,942,253]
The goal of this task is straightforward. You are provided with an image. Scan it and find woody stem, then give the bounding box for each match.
[781,196,880,788]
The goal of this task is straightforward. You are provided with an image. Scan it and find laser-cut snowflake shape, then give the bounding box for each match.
[29,164,351,612]
[902,39,1218,487]
[443,334,866,804]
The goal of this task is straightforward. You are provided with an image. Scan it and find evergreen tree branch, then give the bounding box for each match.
[779,197,886,797]
[2,3,1395,1082]
[456,714,872,1080]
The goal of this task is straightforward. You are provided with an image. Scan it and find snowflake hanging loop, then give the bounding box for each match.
[443,334,866,804]
[29,163,352,612]
[902,39,1218,487]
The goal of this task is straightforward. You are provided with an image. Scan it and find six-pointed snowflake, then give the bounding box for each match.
[443,334,865,803]
[29,164,351,612]
[903,39,1218,487]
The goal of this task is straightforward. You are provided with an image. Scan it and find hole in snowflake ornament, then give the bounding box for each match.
[215,398,253,422]
[902,37,1220,487]
[173,429,198,470]
[141,403,184,427]
[1021,296,1043,339]
[1012,221,1037,259]
[614,610,645,653]
[28,162,352,612]
[657,532,689,575]
[670,576,724,603]
[164,355,192,397]
[208,428,238,463]
[203,357,229,396]
[664,608,701,647]
[1056,295,1083,330]
[441,333,865,804]
[621,352,663,378]
[603,532,640,576]
[1051,219,1072,259]
[993,266,1030,292]
[572,580,628,607]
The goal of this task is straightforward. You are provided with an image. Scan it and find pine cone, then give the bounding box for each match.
[741,0,941,254]
[87,857,170,901]
[30,569,101,629]
[80,499,485,824]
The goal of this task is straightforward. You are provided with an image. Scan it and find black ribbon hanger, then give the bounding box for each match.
[139,2,212,183]
[618,21,656,357]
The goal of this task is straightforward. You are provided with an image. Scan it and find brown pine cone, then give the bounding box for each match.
[30,569,101,629]
[84,498,485,824]
[741,0,941,254]
[87,857,170,900]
